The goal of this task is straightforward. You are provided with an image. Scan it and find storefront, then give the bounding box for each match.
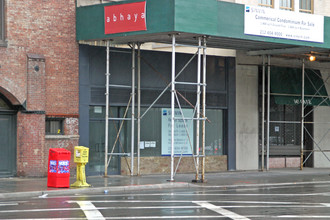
[77,0,330,178]
[79,45,234,175]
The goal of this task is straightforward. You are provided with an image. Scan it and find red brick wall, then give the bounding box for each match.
[17,112,46,177]
[0,0,79,176]
[27,55,46,111]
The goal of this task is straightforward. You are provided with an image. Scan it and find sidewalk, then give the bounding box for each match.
[1,168,330,199]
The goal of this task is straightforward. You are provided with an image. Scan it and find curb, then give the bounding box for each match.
[0,182,192,199]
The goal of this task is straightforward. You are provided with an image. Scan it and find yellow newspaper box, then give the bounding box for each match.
[71,146,90,187]
[74,146,89,163]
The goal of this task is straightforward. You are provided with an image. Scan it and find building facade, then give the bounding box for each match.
[0,0,329,177]
[77,0,330,176]
[231,0,330,170]
[0,0,79,177]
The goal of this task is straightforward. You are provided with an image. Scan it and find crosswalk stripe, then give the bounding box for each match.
[194,201,250,220]
[76,201,105,220]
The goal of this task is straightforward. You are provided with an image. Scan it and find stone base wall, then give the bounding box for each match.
[121,155,227,175]
[269,157,300,169]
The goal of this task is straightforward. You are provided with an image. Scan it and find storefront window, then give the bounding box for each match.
[129,107,223,157]
[84,47,229,174]
[89,106,224,160]
[201,109,224,156]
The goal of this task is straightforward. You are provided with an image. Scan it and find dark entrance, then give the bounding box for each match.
[0,95,17,177]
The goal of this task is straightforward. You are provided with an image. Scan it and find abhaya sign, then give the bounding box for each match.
[104,1,146,34]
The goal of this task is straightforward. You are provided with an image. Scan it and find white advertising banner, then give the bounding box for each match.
[244,5,324,43]
[161,108,193,156]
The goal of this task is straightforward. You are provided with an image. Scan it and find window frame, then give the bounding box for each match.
[45,118,65,135]
[279,0,294,11]
[299,0,313,14]
[258,0,274,8]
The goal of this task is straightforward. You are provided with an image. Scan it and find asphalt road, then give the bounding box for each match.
[1,179,330,219]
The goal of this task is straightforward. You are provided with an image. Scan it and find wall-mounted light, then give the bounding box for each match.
[309,55,316,62]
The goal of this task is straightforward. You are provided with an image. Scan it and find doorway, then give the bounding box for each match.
[0,95,17,177]
[88,106,131,175]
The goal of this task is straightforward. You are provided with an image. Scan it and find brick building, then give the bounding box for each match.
[0,0,79,177]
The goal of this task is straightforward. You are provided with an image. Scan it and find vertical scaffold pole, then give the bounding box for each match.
[195,37,202,181]
[266,55,270,171]
[170,35,176,182]
[131,43,136,176]
[201,37,207,182]
[137,43,141,175]
[300,59,305,170]
[104,40,110,177]
[261,55,265,171]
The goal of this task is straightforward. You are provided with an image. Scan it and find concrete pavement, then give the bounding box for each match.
[1,168,330,199]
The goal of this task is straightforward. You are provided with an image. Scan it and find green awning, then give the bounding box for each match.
[270,67,330,106]
[76,0,330,51]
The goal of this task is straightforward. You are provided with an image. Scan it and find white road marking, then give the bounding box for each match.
[3,203,330,214]
[50,182,330,199]
[67,199,325,206]
[277,215,330,218]
[0,216,256,219]
[66,192,330,197]
[7,215,330,220]
[194,201,250,220]
[0,202,18,206]
[0,206,202,213]
[194,180,330,188]
[76,201,105,220]
[38,194,48,198]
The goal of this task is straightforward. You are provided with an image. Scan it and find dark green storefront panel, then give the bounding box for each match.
[270,67,330,106]
[76,0,330,49]
[174,0,217,35]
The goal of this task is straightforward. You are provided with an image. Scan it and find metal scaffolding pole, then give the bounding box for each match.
[201,36,207,182]
[104,40,110,177]
[266,55,270,171]
[137,43,141,176]
[131,43,136,176]
[261,55,265,171]
[195,37,202,181]
[300,59,305,170]
[170,35,176,182]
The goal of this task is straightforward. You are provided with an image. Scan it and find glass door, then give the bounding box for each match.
[88,106,121,175]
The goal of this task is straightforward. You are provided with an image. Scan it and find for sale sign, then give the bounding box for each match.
[104,1,147,34]
[244,5,324,43]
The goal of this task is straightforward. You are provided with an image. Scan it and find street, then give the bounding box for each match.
[1,178,330,219]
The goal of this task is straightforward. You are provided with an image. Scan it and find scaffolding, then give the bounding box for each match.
[104,35,208,182]
[260,55,330,170]
[102,43,330,178]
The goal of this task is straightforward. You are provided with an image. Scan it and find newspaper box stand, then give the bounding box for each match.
[71,146,90,187]
[47,148,71,188]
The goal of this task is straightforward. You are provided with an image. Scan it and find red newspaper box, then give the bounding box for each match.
[47,148,71,188]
